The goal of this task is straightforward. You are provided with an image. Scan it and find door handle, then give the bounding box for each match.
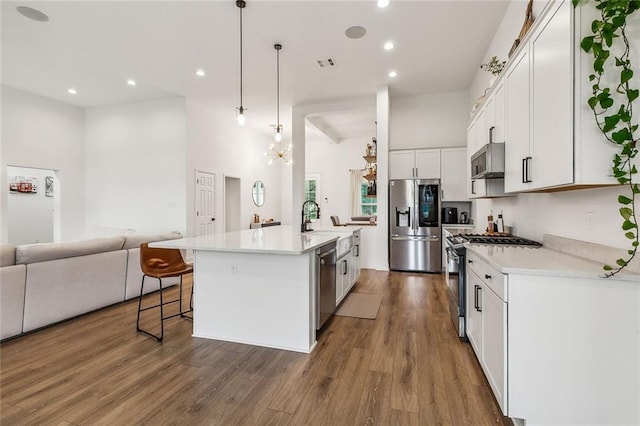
[477,286,482,312]
[471,180,476,195]
[526,157,533,183]
[489,126,495,143]
[474,284,480,310]
[343,260,348,275]
[522,158,527,183]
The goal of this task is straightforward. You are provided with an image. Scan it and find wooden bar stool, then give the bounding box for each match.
[136,243,193,341]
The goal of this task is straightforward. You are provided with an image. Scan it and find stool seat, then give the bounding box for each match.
[136,243,193,341]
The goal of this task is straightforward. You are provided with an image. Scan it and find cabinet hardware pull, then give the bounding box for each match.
[343,260,348,275]
[522,158,527,183]
[526,157,533,183]
[489,126,495,144]
[468,259,473,264]
[471,180,476,195]
[474,284,480,310]
[477,287,482,312]
[485,274,491,280]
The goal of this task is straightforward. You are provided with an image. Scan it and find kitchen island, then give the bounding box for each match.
[150,226,340,353]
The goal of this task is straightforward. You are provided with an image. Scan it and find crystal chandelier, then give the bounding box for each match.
[264,142,292,165]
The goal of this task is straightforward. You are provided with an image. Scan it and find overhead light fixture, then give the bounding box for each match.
[274,44,283,143]
[388,70,398,78]
[264,143,293,166]
[236,0,247,127]
[16,6,49,22]
[127,79,137,86]
[384,41,394,50]
[67,88,77,95]
[196,69,205,77]
[377,0,390,8]
[264,43,291,166]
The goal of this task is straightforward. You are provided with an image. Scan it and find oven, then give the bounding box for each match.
[445,236,466,339]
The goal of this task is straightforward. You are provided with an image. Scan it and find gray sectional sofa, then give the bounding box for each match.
[0,231,182,340]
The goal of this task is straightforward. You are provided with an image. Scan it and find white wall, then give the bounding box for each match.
[185,99,283,237]
[84,98,188,234]
[469,0,548,109]
[470,0,639,250]
[1,86,85,243]
[6,166,55,245]
[389,90,469,149]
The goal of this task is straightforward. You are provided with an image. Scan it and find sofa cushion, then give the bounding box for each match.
[122,232,182,250]
[15,236,126,265]
[0,264,26,339]
[0,244,16,267]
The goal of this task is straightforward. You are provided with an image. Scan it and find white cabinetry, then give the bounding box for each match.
[336,250,351,305]
[504,46,532,193]
[390,148,468,201]
[441,148,467,202]
[389,149,440,179]
[466,251,507,413]
[502,0,618,192]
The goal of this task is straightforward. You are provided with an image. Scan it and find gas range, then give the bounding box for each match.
[446,233,542,250]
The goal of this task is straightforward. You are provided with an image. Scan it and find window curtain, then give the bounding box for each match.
[349,169,363,218]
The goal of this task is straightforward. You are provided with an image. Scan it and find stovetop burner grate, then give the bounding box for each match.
[458,234,542,246]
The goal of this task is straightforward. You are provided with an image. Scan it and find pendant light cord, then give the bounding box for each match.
[239,3,243,107]
[276,45,280,128]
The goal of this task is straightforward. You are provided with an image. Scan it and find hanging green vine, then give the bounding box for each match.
[573,0,640,277]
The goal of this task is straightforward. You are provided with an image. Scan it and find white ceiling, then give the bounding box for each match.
[1,0,509,140]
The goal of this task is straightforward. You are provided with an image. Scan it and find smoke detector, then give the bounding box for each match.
[316,58,336,68]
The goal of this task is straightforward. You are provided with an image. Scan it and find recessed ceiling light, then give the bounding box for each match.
[196,69,206,77]
[377,0,390,8]
[388,70,398,78]
[16,6,49,22]
[67,88,77,95]
[127,79,137,86]
[384,41,394,50]
[345,26,367,40]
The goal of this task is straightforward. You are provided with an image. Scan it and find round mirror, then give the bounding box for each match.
[252,181,265,207]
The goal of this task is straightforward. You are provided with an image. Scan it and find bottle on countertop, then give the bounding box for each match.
[487,214,494,234]
[496,213,505,233]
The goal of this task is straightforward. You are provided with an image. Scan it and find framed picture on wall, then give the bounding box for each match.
[9,176,38,194]
[45,176,54,197]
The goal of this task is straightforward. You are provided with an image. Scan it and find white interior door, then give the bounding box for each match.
[7,165,56,244]
[195,170,215,236]
[224,175,241,232]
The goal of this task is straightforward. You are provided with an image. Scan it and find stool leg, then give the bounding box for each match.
[158,277,164,341]
[136,275,146,332]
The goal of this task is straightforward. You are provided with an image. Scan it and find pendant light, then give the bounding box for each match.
[236,0,246,126]
[264,43,292,165]
[274,43,283,142]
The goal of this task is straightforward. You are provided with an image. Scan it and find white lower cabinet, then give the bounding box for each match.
[336,251,350,305]
[466,253,508,414]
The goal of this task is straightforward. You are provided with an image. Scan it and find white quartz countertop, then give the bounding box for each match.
[149,225,339,255]
[466,244,640,281]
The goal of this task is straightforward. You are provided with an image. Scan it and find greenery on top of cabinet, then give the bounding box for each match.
[573,0,640,277]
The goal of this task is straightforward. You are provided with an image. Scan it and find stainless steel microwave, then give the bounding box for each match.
[470,142,505,179]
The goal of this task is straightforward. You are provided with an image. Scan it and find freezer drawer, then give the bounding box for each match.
[389,235,441,272]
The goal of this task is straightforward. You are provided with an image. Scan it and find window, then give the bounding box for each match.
[304,177,318,220]
[361,183,377,216]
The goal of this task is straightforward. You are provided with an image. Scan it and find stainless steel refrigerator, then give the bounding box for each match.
[389,178,441,272]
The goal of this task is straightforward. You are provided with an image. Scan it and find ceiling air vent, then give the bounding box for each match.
[316,58,336,68]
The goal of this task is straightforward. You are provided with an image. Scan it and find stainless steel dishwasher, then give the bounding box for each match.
[316,242,337,329]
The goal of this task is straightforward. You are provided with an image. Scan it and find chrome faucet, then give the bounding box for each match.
[301,200,320,233]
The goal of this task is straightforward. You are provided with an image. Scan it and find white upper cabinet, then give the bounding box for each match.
[505,46,532,193]
[415,149,440,179]
[472,0,621,195]
[389,150,417,179]
[441,148,468,201]
[389,149,440,179]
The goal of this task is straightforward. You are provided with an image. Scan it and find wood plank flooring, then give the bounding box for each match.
[0,270,511,425]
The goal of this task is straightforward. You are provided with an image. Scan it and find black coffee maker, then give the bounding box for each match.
[442,207,458,224]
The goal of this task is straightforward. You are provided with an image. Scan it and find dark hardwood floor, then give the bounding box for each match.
[0,270,510,425]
